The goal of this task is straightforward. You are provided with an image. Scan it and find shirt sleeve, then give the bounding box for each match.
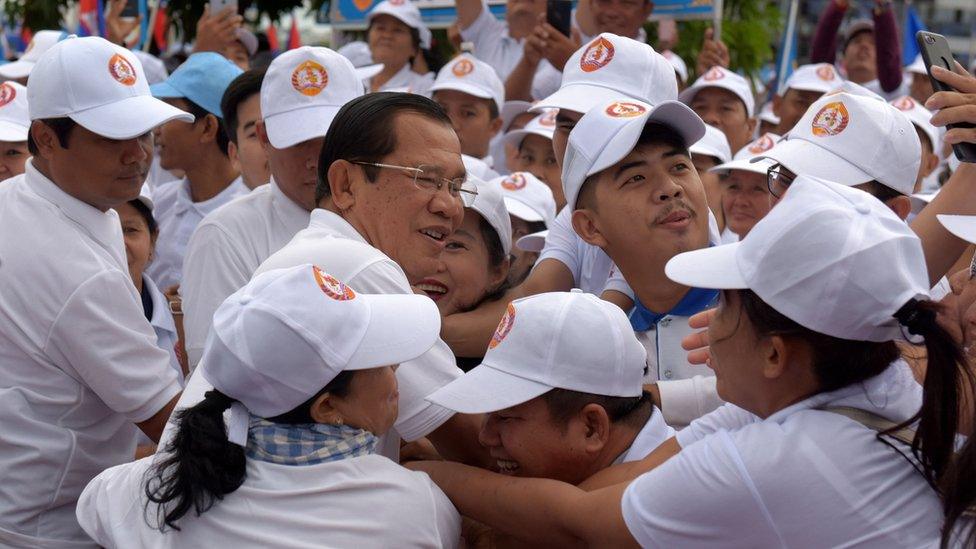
[45,270,182,423]
[459,0,506,52]
[872,5,903,93]
[181,222,255,368]
[674,402,759,448]
[657,375,724,427]
[538,208,583,285]
[417,471,463,549]
[603,264,635,299]
[810,0,846,64]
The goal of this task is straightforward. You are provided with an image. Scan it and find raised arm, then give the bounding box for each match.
[810,0,847,64]
[456,0,486,31]
[872,0,902,93]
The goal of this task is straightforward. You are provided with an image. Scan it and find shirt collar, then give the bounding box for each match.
[308,208,369,245]
[269,177,312,235]
[629,286,719,332]
[144,275,177,335]
[175,176,246,216]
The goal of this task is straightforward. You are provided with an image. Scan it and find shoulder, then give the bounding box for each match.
[199,184,273,230]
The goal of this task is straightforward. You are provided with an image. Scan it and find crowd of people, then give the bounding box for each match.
[0,0,975,546]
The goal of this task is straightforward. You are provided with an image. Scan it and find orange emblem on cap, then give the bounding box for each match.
[816,65,836,81]
[108,54,137,86]
[580,37,615,73]
[0,83,16,107]
[292,61,329,96]
[811,101,850,137]
[702,67,725,81]
[540,110,557,127]
[489,303,516,349]
[605,101,646,118]
[748,134,775,154]
[892,96,915,112]
[313,266,356,301]
[452,58,475,77]
[501,173,527,191]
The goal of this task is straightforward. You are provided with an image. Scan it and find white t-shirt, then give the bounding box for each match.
[180,179,310,367]
[460,0,563,101]
[147,176,249,290]
[622,359,942,547]
[617,406,675,463]
[371,63,435,96]
[77,454,460,549]
[0,162,183,548]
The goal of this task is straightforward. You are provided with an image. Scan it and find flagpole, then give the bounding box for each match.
[776,0,799,95]
[143,0,159,52]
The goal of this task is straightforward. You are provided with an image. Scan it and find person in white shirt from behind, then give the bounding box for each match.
[365,0,434,95]
[409,175,969,548]
[0,36,188,547]
[180,46,364,369]
[0,81,31,181]
[77,265,461,548]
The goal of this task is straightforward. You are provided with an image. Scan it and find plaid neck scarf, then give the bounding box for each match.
[245,416,378,466]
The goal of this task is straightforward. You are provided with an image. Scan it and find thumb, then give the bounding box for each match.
[703,27,713,42]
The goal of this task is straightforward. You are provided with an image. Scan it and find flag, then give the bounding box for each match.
[78,0,100,37]
[902,6,926,66]
[267,23,279,53]
[153,0,169,51]
[287,13,300,50]
[136,0,149,50]
[772,0,800,96]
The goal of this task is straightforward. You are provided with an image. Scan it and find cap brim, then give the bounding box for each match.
[264,105,342,149]
[501,100,533,128]
[236,28,259,56]
[753,138,874,188]
[710,157,775,175]
[504,197,545,223]
[69,95,194,140]
[426,363,554,414]
[0,121,28,142]
[532,83,635,114]
[503,127,552,148]
[516,230,547,252]
[0,60,34,79]
[355,63,384,80]
[149,81,185,99]
[430,81,494,102]
[664,242,748,289]
[938,214,976,245]
[346,293,441,370]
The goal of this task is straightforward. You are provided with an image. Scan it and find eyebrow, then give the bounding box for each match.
[453,228,476,240]
[242,120,256,131]
[612,149,687,179]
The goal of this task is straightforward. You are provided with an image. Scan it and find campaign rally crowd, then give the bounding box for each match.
[0,0,975,546]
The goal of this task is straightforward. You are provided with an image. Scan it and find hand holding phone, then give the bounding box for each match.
[209,0,239,15]
[546,0,572,38]
[917,31,976,163]
[119,0,140,18]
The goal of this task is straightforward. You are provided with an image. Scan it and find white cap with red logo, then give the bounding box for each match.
[782,63,845,95]
[0,81,30,142]
[710,133,780,175]
[662,49,688,84]
[367,0,432,50]
[260,46,364,149]
[28,36,193,140]
[679,66,756,117]
[466,176,513,256]
[533,34,678,115]
[0,30,64,80]
[889,95,940,154]
[430,54,505,115]
[754,92,920,196]
[492,172,557,226]
[503,108,557,148]
[562,98,706,209]
[689,123,732,165]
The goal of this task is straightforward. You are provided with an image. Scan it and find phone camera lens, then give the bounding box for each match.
[924,35,935,45]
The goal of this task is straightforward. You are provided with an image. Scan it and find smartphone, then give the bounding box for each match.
[916,31,976,163]
[547,0,572,37]
[119,0,139,18]
[209,0,239,15]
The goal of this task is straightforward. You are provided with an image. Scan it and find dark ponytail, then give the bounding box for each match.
[941,436,976,548]
[144,390,246,531]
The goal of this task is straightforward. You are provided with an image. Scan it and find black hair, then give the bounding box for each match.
[576,122,689,211]
[858,180,904,205]
[127,198,158,235]
[182,99,231,158]
[472,211,511,304]
[541,389,653,433]
[144,370,357,531]
[27,117,76,155]
[315,92,452,205]
[219,68,266,145]
[941,436,976,548]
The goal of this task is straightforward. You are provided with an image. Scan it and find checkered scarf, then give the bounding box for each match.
[245,416,378,466]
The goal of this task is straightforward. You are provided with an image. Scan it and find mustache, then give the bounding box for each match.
[653,200,696,224]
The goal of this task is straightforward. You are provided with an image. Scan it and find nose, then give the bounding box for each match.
[652,175,684,204]
[478,414,502,448]
[121,137,150,165]
[428,186,464,228]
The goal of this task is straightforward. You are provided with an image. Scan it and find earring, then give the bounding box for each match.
[333,416,344,426]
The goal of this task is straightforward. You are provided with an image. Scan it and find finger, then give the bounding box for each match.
[687,308,716,329]
[681,330,709,352]
[201,4,210,18]
[929,65,976,95]
[925,89,976,111]
[928,104,976,127]
[943,127,976,146]
[953,59,970,77]
[703,27,713,42]
[687,348,711,365]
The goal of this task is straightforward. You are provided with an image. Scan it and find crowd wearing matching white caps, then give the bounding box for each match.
[1,1,976,547]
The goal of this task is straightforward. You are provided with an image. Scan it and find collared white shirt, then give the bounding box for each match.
[181,179,310,367]
[370,63,435,96]
[539,207,617,295]
[147,176,249,290]
[166,209,462,461]
[623,360,942,547]
[143,275,183,385]
[77,454,461,548]
[0,161,182,547]
[460,0,564,101]
[615,406,675,464]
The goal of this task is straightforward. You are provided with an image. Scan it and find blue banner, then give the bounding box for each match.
[649,0,717,21]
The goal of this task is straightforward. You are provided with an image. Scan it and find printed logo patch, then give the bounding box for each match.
[816,64,836,81]
[892,96,916,112]
[489,303,516,349]
[580,37,615,73]
[501,173,527,191]
[292,61,329,96]
[605,101,647,118]
[748,133,776,154]
[811,101,850,137]
[313,266,356,301]
[702,67,725,81]
[0,83,17,107]
[452,58,475,77]
[108,54,137,86]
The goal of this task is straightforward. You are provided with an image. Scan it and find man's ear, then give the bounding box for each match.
[578,403,612,454]
[771,94,783,119]
[920,151,940,179]
[571,209,608,248]
[29,121,60,160]
[885,195,912,221]
[309,391,342,425]
[761,335,789,381]
[255,119,271,151]
[746,116,758,137]
[488,114,504,139]
[326,159,358,211]
[199,113,221,145]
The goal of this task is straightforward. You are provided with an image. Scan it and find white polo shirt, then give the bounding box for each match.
[371,64,435,96]
[622,359,942,547]
[77,454,461,548]
[147,176,249,290]
[460,0,563,101]
[0,162,182,548]
[180,179,310,368]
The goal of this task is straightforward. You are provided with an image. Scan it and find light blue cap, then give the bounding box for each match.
[150,52,243,118]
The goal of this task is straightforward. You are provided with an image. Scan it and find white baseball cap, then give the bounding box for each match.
[462,153,499,183]
[753,92,920,196]
[665,174,929,342]
[562,98,706,209]
[679,66,756,117]
[131,50,169,85]
[28,36,193,140]
[906,53,927,76]
[0,30,65,80]
[662,49,688,83]
[426,291,646,414]
[758,101,780,125]
[260,46,364,149]
[367,0,432,50]
[430,54,505,115]
[204,264,441,420]
[710,132,780,175]
[937,214,976,244]
[502,108,556,149]
[889,95,940,154]
[517,230,548,252]
[236,28,259,56]
[0,82,30,142]
[689,123,732,164]
[466,175,513,256]
[533,34,678,115]
[336,41,384,80]
[782,63,845,95]
[501,100,533,131]
[493,172,557,226]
